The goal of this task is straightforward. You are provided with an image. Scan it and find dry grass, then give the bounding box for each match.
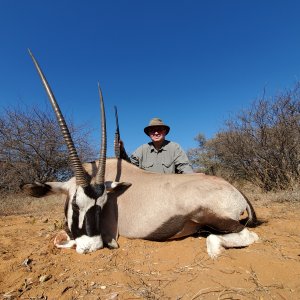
[0,193,64,217]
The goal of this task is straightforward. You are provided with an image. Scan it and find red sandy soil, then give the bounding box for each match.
[0,195,299,299]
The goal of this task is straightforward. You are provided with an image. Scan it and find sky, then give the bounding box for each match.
[1,0,300,157]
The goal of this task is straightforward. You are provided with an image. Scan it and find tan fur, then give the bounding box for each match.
[83,158,256,243]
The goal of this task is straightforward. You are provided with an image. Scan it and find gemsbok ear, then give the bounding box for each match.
[21,182,52,197]
[105,181,132,193]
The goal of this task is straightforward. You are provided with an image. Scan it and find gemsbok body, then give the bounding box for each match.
[23,51,259,258]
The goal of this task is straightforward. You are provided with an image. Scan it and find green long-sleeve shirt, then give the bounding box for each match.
[129,140,193,174]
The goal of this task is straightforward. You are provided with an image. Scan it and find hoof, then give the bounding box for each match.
[107,239,119,249]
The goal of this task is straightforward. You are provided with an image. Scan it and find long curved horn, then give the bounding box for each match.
[95,83,106,185]
[28,49,89,187]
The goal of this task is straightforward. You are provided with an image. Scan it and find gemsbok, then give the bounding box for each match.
[23,51,259,258]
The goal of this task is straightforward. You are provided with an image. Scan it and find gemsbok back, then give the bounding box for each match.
[23,51,259,258]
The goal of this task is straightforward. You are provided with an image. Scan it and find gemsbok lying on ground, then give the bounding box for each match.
[23,51,259,258]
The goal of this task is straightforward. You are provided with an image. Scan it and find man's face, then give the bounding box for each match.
[148,126,167,143]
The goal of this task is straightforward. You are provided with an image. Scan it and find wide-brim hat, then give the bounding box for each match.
[144,118,170,136]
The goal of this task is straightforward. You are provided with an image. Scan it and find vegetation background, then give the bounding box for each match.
[1,81,299,195]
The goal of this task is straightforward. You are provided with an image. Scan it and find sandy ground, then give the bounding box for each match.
[0,196,300,300]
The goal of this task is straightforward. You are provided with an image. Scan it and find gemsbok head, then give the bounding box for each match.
[25,50,117,253]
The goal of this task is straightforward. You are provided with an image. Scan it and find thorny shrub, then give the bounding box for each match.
[189,82,300,192]
[0,105,96,194]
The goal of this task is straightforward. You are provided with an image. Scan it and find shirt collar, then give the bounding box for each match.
[149,140,169,152]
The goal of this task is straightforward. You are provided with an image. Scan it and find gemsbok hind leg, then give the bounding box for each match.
[206,228,259,259]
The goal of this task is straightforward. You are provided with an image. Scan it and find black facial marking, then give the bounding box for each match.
[70,193,81,238]
[70,188,102,239]
[64,196,70,219]
[84,184,105,199]
[84,205,102,236]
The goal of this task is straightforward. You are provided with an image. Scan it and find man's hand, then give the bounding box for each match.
[114,139,124,151]
[119,140,124,151]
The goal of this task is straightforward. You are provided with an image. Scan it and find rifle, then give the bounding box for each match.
[114,106,121,158]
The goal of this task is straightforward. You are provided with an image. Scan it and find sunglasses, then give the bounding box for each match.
[148,127,166,133]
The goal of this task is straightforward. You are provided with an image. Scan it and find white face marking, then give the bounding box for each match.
[53,234,103,253]
[95,187,108,208]
[75,235,103,254]
[55,239,76,249]
[76,187,95,228]
[67,185,108,230]
[53,231,104,253]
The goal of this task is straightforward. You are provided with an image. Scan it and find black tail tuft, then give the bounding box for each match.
[239,191,265,228]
